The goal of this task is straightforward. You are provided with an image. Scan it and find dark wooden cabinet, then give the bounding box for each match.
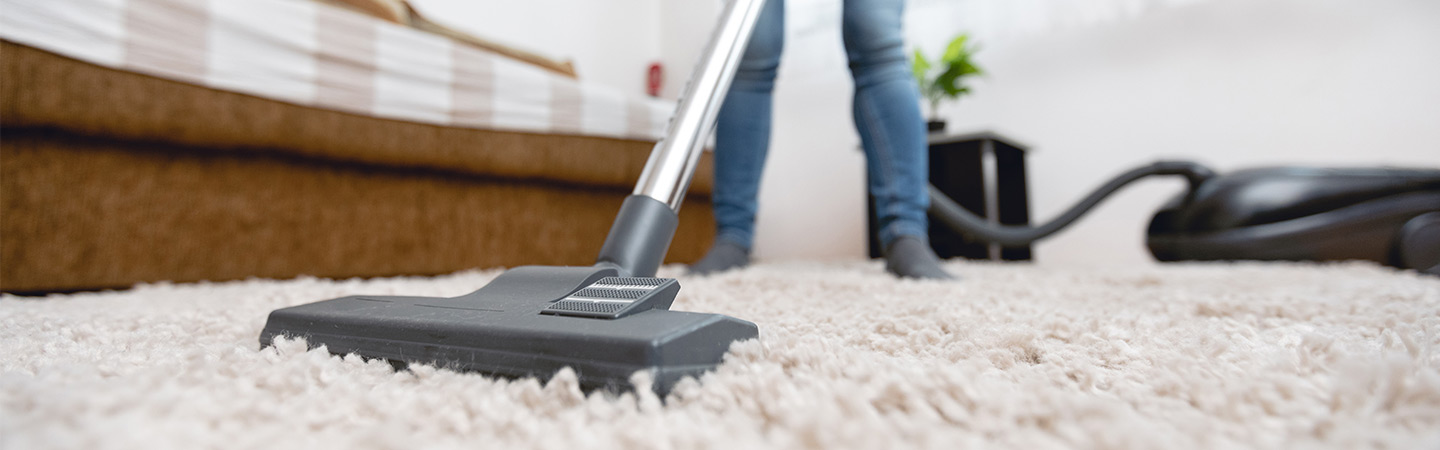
[867,131,1033,261]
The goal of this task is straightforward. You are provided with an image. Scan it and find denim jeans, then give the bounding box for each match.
[711,0,930,250]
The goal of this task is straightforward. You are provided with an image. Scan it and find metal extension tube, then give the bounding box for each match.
[632,0,768,211]
[595,0,767,277]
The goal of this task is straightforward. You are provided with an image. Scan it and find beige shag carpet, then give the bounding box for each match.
[2,261,1438,449]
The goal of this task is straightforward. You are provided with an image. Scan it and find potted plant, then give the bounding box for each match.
[913,34,984,134]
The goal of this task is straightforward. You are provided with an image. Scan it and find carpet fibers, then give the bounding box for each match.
[2,261,1438,449]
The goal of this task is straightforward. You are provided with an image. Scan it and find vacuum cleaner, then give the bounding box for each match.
[261,0,1438,397]
[925,163,1440,274]
[260,0,771,395]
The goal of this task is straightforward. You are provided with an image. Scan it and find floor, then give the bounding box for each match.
[2,261,1437,449]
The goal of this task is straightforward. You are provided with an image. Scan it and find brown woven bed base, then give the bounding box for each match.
[1,130,715,292]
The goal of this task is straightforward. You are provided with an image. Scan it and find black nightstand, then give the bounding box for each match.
[866,131,1033,261]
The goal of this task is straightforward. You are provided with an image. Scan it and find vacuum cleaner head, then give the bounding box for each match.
[261,0,771,396]
[261,265,758,395]
[1147,167,1440,274]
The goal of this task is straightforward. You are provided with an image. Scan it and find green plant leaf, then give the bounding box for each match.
[935,70,962,96]
[942,35,969,64]
[912,47,931,87]
[956,58,982,77]
[923,33,985,102]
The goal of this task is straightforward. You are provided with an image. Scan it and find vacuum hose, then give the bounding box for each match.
[926,160,1217,246]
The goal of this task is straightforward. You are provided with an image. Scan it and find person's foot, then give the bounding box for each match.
[687,238,751,276]
[884,236,956,280]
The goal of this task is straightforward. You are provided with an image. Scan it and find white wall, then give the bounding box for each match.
[678,0,872,262]
[660,0,1440,266]
[746,0,874,262]
[413,0,1440,266]
[658,0,874,262]
[913,0,1440,265]
[657,1,721,99]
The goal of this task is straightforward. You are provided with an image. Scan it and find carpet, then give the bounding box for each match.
[2,261,1438,449]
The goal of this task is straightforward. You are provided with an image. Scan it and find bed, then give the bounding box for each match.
[0,0,717,292]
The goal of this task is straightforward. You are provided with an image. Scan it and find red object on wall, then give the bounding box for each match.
[647,62,663,97]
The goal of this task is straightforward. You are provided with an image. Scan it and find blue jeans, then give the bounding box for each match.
[712,0,930,250]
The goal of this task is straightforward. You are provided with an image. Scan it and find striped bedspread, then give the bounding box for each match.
[0,0,673,141]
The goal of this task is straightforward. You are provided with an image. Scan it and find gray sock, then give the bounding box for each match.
[687,238,751,276]
[884,236,956,280]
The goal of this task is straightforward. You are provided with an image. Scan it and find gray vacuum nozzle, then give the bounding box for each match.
[595,195,680,277]
[542,277,680,319]
[261,266,758,396]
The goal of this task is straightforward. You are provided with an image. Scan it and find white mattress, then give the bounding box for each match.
[0,0,674,141]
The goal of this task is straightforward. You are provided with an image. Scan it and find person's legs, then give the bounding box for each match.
[843,0,953,279]
[690,0,785,275]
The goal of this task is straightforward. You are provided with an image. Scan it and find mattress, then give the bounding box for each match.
[0,0,673,142]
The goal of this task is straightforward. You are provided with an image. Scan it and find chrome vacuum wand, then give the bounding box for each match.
[596,0,768,277]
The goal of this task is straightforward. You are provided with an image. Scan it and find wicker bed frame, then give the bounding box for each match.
[1,43,716,292]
